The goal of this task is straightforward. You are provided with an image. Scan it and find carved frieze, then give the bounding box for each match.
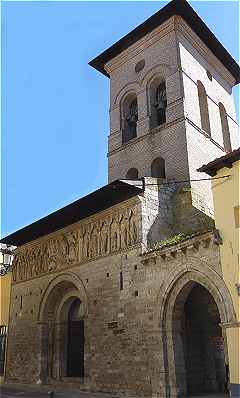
[12,206,139,283]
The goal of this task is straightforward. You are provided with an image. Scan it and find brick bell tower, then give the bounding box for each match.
[90,0,239,217]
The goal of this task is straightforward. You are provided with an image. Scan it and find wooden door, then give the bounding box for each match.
[67,320,84,377]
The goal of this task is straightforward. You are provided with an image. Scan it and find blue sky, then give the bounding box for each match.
[1,1,239,238]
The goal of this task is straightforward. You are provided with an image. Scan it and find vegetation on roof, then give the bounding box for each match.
[147,229,214,253]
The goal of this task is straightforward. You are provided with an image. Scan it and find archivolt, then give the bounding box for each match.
[113,81,140,106]
[157,257,236,326]
[141,63,174,89]
[38,272,88,322]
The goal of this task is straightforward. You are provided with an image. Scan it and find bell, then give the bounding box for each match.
[157,100,165,109]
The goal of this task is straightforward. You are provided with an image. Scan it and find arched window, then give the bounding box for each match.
[151,157,165,178]
[126,168,139,179]
[219,103,232,152]
[122,94,138,143]
[197,81,211,135]
[150,79,167,129]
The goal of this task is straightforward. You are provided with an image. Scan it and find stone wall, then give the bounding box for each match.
[6,229,233,398]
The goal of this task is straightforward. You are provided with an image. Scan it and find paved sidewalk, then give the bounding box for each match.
[0,384,228,398]
[0,385,117,398]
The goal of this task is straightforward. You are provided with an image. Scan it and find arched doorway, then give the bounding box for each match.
[38,273,88,383]
[172,282,228,397]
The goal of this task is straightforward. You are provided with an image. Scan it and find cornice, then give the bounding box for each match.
[105,17,176,77]
[140,230,216,265]
[175,16,236,87]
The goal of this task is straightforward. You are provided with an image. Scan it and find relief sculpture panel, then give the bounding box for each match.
[12,205,140,283]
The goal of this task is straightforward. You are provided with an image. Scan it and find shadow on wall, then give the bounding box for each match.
[147,183,215,247]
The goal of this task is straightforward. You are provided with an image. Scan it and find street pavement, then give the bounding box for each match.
[0,385,115,398]
[0,385,228,398]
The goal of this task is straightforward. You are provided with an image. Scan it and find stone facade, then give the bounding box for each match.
[5,181,235,396]
[5,1,239,397]
[6,224,236,397]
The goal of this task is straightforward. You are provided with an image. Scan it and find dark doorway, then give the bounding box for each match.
[173,284,228,397]
[67,299,84,377]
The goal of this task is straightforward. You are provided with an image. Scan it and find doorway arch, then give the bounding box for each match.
[158,265,236,398]
[38,273,88,383]
[172,282,226,396]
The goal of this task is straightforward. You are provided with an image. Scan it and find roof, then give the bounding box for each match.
[0,180,144,247]
[197,148,240,176]
[89,0,240,84]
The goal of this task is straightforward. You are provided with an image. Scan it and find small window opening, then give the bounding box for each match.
[151,157,166,178]
[150,79,167,128]
[206,70,212,81]
[197,80,211,135]
[120,272,123,291]
[126,168,139,179]
[219,103,232,152]
[134,290,139,297]
[122,94,138,143]
[155,82,167,125]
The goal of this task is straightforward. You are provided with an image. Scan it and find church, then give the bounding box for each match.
[1,0,239,397]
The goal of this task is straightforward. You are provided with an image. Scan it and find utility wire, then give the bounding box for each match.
[113,174,231,187]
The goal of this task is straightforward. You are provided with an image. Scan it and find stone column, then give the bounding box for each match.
[137,89,150,137]
[39,322,49,384]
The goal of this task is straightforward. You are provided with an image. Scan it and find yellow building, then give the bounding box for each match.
[199,148,240,397]
[0,265,12,383]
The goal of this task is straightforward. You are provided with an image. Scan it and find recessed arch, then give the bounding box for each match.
[122,92,138,143]
[38,272,88,383]
[197,80,211,135]
[143,66,172,120]
[158,259,236,325]
[219,102,232,152]
[39,272,88,322]
[151,157,166,178]
[148,77,167,128]
[157,261,236,398]
[172,283,227,395]
[141,63,173,89]
[126,168,139,179]
[113,81,140,106]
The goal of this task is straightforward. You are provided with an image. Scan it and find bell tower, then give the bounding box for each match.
[90,0,239,216]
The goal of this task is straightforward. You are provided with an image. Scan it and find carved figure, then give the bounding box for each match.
[110,214,121,252]
[66,231,78,263]
[90,222,100,258]
[99,220,110,255]
[47,239,59,271]
[12,205,139,283]
[129,209,138,244]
